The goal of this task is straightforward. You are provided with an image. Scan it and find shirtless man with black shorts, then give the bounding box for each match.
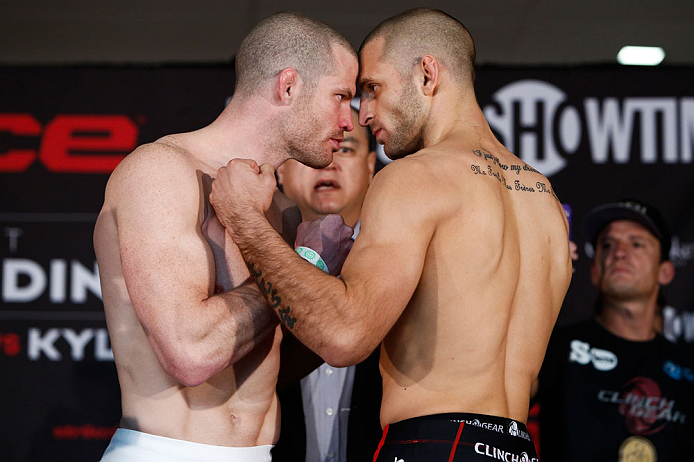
[93,12,357,462]
[209,8,572,461]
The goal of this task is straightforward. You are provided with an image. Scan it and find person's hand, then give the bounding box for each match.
[210,159,277,230]
[295,215,353,276]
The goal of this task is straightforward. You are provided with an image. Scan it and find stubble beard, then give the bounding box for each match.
[286,95,334,169]
[600,273,651,303]
[383,80,426,159]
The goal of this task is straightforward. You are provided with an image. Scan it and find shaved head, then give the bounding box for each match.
[361,8,476,86]
[235,12,355,96]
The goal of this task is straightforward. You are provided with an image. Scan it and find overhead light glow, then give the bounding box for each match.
[617,46,665,66]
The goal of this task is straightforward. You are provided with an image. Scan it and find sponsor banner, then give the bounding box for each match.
[1,65,693,462]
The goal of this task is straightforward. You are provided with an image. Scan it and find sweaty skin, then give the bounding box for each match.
[94,134,300,446]
[209,38,572,428]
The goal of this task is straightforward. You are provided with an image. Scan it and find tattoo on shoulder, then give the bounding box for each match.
[470,149,557,200]
[249,262,297,329]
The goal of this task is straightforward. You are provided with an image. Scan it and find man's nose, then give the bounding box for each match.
[612,241,628,259]
[359,98,373,127]
[340,105,354,132]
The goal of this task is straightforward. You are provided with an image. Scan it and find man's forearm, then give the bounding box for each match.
[227,210,352,361]
[214,281,280,365]
[166,280,279,386]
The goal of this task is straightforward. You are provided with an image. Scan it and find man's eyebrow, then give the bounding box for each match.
[358,77,374,88]
[342,135,359,143]
[337,86,354,99]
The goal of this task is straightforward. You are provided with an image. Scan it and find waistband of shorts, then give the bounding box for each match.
[110,428,273,460]
[385,412,530,438]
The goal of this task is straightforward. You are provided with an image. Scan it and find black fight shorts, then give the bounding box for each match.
[372,413,538,462]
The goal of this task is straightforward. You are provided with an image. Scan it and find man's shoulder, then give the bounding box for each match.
[104,137,205,210]
[365,156,449,220]
[374,150,452,189]
[121,136,196,172]
[111,138,199,186]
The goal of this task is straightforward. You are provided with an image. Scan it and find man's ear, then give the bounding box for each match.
[658,260,675,286]
[419,55,439,96]
[276,68,301,105]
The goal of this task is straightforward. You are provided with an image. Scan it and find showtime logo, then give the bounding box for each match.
[482,80,694,176]
[0,113,138,173]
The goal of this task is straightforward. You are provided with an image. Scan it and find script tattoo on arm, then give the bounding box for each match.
[248,262,297,329]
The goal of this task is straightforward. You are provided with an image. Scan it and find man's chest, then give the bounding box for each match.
[201,205,250,292]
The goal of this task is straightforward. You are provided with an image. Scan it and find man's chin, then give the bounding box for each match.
[310,199,342,215]
[384,145,413,160]
[301,152,333,169]
[602,284,641,299]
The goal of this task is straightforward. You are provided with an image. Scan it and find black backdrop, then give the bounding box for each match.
[1,65,692,461]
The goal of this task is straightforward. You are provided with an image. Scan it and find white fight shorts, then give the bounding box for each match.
[100,428,273,462]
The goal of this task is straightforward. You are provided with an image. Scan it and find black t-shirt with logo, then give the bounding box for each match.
[537,319,694,461]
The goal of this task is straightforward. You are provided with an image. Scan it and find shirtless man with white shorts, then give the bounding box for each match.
[209,8,572,461]
[93,12,357,462]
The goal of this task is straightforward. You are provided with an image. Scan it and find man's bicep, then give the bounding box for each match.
[341,170,435,332]
[343,231,427,319]
[116,172,213,330]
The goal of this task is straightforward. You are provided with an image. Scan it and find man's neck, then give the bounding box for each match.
[422,92,494,149]
[197,98,289,171]
[595,298,658,341]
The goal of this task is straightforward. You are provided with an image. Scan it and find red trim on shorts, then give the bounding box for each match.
[448,421,465,462]
[372,424,390,462]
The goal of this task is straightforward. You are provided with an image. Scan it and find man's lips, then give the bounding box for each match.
[330,138,343,151]
[608,265,633,276]
[314,178,341,191]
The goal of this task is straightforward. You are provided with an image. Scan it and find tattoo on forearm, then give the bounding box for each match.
[470,148,556,200]
[278,307,297,329]
[249,262,297,329]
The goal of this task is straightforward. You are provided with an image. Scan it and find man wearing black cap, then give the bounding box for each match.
[535,199,694,461]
